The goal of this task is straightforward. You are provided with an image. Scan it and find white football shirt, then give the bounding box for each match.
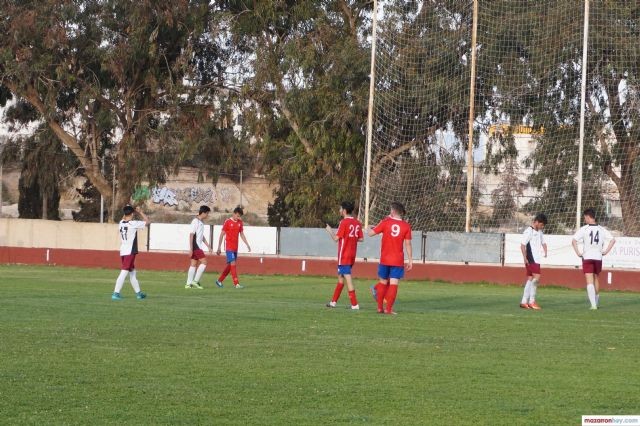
[190,218,207,250]
[573,224,613,260]
[521,226,545,264]
[119,220,146,256]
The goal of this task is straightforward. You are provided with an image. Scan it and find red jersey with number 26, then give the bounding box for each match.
[222,218,243,252]
[336,216,363,266]
[373,216,412,267]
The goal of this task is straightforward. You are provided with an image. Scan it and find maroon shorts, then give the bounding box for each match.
[525,262,541,276]
[582,259,603,275]
[191,249,206,261]
[121,254,136,271]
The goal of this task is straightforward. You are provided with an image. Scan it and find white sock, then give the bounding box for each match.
[587,284,597,308]
[129,270,141,293]
[529,279,538,304]
[187,266,196,284]
[114,270,128,293]
[521,280,532,304]
[194,264,207,283]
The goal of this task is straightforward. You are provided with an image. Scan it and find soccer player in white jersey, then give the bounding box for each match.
[519,213,548,310]
[572,208,616,310]
[185,205,211,289]
[112,205,149,301]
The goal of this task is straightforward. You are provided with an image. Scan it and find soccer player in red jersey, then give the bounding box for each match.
[216,206,251,288]
[112,205,149,300]
[185,205,211,289]
[368,202,413,314]
[325,201,364,310]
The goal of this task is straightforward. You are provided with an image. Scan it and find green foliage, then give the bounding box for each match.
[0,0,245,218]
[479,0,640,235]
[220,1,371,226]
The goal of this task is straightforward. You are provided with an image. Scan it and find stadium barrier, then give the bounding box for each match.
[425,232,503,264]
[1,219,638,291]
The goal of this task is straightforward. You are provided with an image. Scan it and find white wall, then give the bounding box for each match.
[213,225,277,255]
[505,234,640,269]
[148,223,212,251]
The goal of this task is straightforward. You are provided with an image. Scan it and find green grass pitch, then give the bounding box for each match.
[1,264,639,425]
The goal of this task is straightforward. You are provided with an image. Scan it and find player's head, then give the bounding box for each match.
[583,208,597,223]
[533,213,547,230]
[122,205,135,217]
[198,205,211,218]
[340,201,355,216]
[390,202,406,218]
[233,206,244,217]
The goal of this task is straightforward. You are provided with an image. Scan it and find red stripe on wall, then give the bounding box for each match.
[1,246,638,292]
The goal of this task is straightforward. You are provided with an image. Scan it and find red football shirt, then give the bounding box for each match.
[373,216,412,267]
[335,216,363,266]
[222,218,243,251]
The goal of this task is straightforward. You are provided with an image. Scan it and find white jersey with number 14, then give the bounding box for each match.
[572,224,613,261]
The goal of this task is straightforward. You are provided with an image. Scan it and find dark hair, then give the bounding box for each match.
[233,206,244,215]
[390,201,406,217]
[533,213,548,225]
[583,208,596,220]
[199,205,211,215]
[340,201,355,214]
[123,205,135,216]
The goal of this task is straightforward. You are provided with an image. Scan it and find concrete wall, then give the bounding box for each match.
[0,218,140,251]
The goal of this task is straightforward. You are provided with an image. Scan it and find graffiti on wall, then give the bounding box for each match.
[151,186,235,207]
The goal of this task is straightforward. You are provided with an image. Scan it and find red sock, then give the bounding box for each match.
[348,290,358,306]
[331,283,344,302]
[376,282,387,312]
[230,264,239,285]
[218,264,231,282]
[385,285,398,313]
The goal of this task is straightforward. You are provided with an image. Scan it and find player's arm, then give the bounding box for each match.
[520,244,529,264]
[367,225,380,237]
[543,243,548,258]
[188,232,194,256]
[602,237,616,256]
[240,231,251,252]
[325,224,339,242]
[216,230,225,255]
[571,239,582,257]
[202,235,211,252]
[405,238,413,271]
[135,207,150,225]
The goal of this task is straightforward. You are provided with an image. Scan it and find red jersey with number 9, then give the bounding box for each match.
[336,217,363,266]
[373,216,412,266]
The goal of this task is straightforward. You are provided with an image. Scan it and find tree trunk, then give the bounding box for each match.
[13,83,114,212]
[42,195,47,220]
[618,174,640,237]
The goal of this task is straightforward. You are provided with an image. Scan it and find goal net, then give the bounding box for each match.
[360,0,640,237]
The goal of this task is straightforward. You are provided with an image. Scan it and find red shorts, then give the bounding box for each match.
[191,249,206,260]
[525,262,541,276]
[582,259,602,274]
[121,254,136,271]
